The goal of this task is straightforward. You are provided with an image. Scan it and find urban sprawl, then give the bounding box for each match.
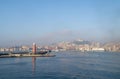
[0,39,120,53]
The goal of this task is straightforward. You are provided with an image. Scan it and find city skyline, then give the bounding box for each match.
[0,0,120,47]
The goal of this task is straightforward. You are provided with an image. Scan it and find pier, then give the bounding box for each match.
[0,53,55,58]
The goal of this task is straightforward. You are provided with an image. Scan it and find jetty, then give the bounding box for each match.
[0,53,55,58]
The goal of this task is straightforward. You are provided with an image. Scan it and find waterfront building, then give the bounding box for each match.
[0,48,5,52]
[92,48,105,52]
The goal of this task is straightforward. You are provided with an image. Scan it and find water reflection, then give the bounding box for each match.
[32,57,36,74]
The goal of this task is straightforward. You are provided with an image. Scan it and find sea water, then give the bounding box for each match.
[0,51,120,79]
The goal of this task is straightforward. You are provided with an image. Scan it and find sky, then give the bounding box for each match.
[0,0,120,47]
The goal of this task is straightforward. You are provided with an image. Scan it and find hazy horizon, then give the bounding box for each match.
[0,0,120,47]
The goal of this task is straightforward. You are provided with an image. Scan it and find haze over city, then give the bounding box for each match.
[0,0,120,47]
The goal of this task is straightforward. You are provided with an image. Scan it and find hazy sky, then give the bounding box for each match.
[0,0,120,47]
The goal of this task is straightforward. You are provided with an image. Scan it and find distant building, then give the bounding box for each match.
[0,48,5,52]
[92,48,105,52]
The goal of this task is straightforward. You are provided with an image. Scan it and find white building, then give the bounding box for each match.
[92,48,105,52]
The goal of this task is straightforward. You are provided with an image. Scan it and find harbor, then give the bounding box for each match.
[0,43,55,58]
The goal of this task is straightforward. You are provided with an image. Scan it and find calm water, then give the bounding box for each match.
[0,51,120,79]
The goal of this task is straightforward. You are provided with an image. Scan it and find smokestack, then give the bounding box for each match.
[32,43,36,54]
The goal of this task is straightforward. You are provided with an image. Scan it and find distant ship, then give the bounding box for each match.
[36,50,51,54]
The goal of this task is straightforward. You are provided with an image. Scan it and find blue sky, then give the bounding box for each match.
[0,0,120,47]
